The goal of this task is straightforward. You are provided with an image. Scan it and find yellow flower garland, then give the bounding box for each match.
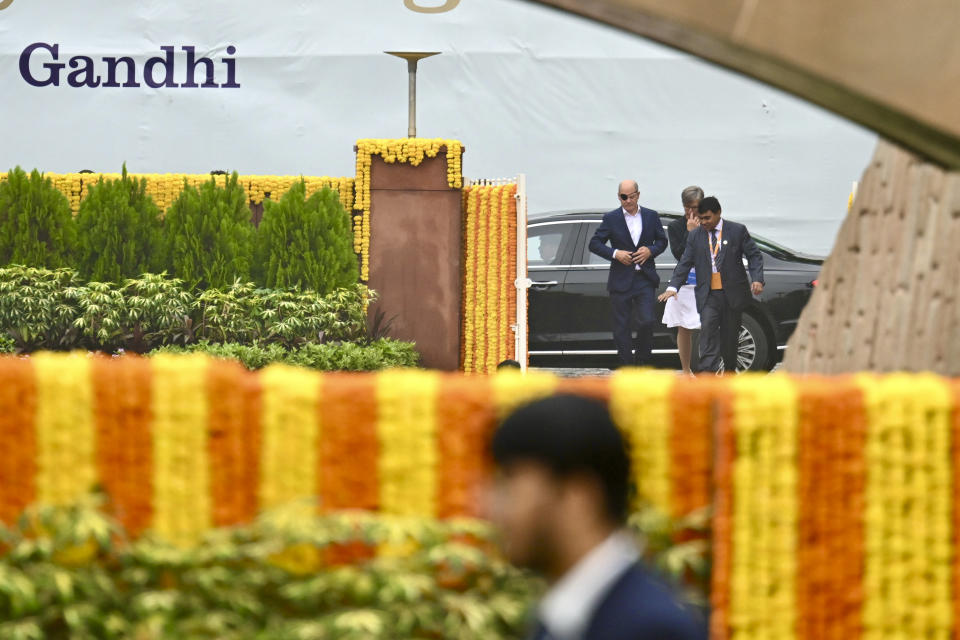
[33,352,96,506]
[150,353,212,547]
[462,187,479,372]
[376,370,440,516]
[259,364,322,517]
[857,374,954,640]
[728,374,799,640]
[353,139,464,281]
[608,369,675,514]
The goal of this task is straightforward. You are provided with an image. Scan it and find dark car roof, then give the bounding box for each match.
[528,209,825,264]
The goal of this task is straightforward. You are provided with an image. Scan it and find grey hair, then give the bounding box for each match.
[681,186,704,207]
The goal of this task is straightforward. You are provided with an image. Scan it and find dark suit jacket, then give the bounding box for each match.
[667,216,692,261]
[531,563,707,640]
[588,206,668,293]
[667,219,764,312]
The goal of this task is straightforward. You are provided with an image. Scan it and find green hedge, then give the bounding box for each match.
[74,166,162,283]
[1,166,360,292]
[0,167,77,269]
[159,173,255,289]
[0,266,378,354]
[151,339,420,371]
[255,182,358,294]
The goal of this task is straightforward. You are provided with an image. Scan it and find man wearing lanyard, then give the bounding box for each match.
[658,196,764,373]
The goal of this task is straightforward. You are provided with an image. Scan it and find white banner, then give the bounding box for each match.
[0,0,875,253]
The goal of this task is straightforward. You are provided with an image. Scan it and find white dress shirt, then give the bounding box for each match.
[537,531,641,640]
[620,206,643,271]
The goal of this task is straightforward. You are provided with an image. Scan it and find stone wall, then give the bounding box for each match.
[784,140,960,374]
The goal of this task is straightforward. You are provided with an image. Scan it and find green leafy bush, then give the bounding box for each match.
[194,282,369,347]
[0,267,393,361]
[0,497,540,640]
[159,173,254,289]
[74,165,162,283]
[254,182,358,293]
[152,338,420,371]
[0,265,81,350]
[70,274,194,352]
[0,167,77,268]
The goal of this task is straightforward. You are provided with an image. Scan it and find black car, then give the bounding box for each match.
[527,210,822,371]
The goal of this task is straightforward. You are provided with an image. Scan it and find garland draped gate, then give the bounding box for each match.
[461,175,529,372]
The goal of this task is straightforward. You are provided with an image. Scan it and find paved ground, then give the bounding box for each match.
[534,362,782,377]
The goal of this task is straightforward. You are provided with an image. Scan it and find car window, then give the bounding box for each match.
[582,223,676,264]
[528,223,577,266]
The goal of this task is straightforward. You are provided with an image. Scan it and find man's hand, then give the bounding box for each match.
[614,249,633,265]
[686,217,699,231]
[751,282,764,296]
[632,246,652,264]
[658,289,677,303]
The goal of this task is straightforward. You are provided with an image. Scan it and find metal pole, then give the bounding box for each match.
[385,52,440,139]
[407,59,417,137]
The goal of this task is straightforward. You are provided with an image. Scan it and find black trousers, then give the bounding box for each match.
[698,290,741,373]
[610,276,656,366]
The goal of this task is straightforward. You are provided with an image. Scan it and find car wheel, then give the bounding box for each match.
[718,313,771,372]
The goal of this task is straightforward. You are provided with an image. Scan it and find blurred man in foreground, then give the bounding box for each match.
[489,395,706,640]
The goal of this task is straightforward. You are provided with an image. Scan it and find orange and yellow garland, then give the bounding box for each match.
[353,139,464,281]
[461,183,519,372]
[2,353,960,640]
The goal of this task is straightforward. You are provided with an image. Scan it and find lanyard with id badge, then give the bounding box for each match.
[709,227,723,290]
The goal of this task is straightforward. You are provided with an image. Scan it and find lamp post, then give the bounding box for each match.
[384,51,440,138]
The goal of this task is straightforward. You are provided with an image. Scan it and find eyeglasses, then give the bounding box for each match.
[619,191,639,201]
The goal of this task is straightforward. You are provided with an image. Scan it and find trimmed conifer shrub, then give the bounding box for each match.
[0,167,77,267]
[74,165,162,282]
[159,172,253,289]
[254,181,358,293]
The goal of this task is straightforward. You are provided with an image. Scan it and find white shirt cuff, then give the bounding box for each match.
[666,286,678,293]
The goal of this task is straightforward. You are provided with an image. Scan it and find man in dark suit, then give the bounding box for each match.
[588,180,668,366]
[490,395,706,640]
[658,196,764,373]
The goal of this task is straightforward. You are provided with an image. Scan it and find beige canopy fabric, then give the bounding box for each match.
[522,0,960,169]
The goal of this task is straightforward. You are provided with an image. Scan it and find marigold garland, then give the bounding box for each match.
[33,352,97,507]
[609,369,676,514]
[318,374,379,512]
[353,139,464,281]
[376,369,440,516]
[92,355,154,537]
[150,353,212,547]
[728,375,799,640]
[259,364,321,516]
[460,182,519,373]
[0,357,36,525]
[3,351,960,640]
[857,374,954,640]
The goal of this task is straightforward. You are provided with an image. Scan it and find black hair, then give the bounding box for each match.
[491,394,631,524]
[496,359,523,370]
[698,196,721,214]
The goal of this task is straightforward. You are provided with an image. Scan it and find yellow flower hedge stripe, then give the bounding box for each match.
[258,364,322,515]
[492,369,558,421]
[150,354,211,547]
[376,369,440,516]
[608,369,675,513]
[32,353,97,506]
[858,374,954,640]
[0,172,354,216]
[729,374,799,640]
